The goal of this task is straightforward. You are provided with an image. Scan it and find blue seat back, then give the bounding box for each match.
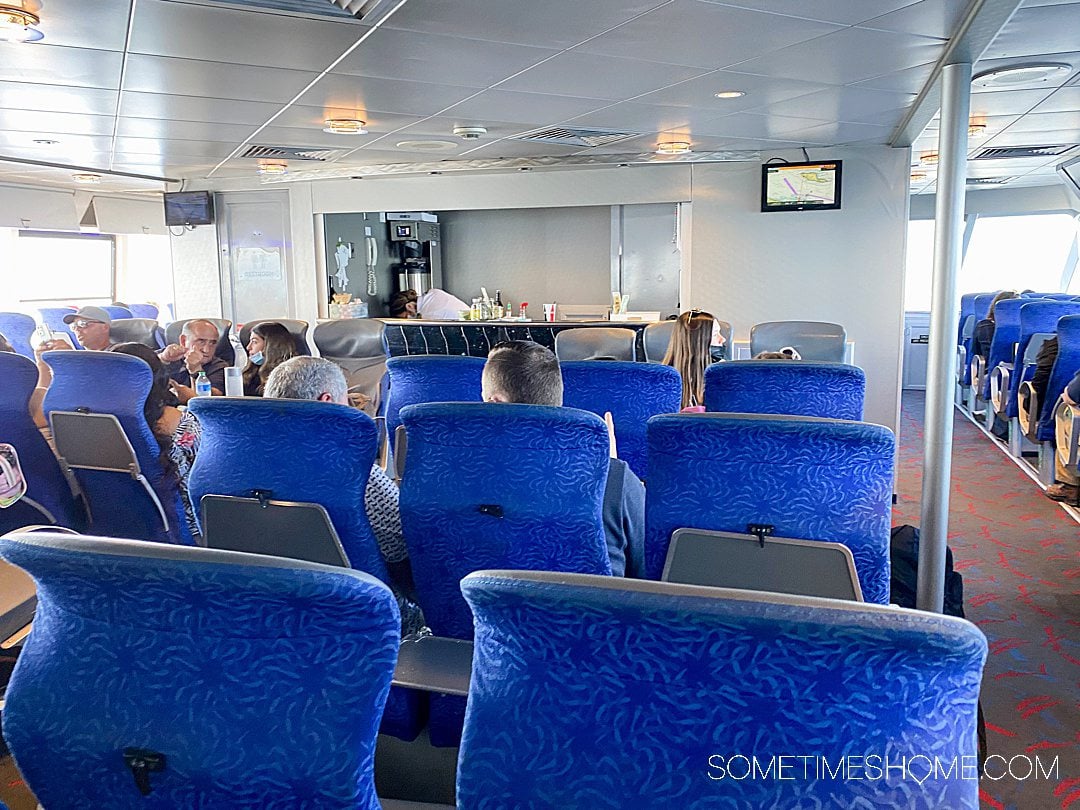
[187,397,388,583]
[704,361,865,420]
[0,353,82,533]
[1038,315,1080,441]
[384,355,486,437]
[458,570,986,810]
[38,307,79,348]
[400,403,611,640]
[749,321,845,362]
[0,312,36,359]
[0,532,397,810]
[645,414,895,603]
[103,305,133,320]
[973,293,997,320]
[561,361,681,479]
[128,303,159,320]
[109,318,166,350]
[41,351,187,544]
[1009,301,1080,416]
[1027,292,1077,300]
[981,298,1024,398]
[957,293,980,344]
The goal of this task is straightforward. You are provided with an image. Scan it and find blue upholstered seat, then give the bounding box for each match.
[186,396,425,741]
[37,307,79,348]
[0,353,83,534]
[103,305,134,320]
[41,351,188,544]
[956,293,985,386]
[1007,301,1080,417]
[128,303,160,320]
[703,360,865,420]
[645,413,894,603]
[561,360,682,479]
[0,532,398,810]
[1037,315,1080,442]
[981,298,1023,400]
[399,402,612,746]
[458,570,986,810]
[384,355,486,437]
[0,312,36,359]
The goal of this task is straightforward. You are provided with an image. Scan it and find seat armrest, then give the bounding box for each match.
[1018,380,1040,441]
[393,635,473,696]
[1059,401,1080,470]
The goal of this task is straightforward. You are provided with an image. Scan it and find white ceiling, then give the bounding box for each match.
[0,0,1076,193]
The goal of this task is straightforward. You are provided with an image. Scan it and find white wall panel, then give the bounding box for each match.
[687,147,909,433]
[169,223,222,320]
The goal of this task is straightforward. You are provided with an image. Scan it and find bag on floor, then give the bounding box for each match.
[889,524,965,618]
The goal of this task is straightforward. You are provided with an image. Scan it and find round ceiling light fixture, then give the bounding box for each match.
[919,152,939,165]
[256,160,288,175]
[71,173,101,184]
[972,63,1071,89]
[910,171,928,182]
[968,122,987,136]
[323,118,367,135]
[0,3,44,42]
[656,141,692,155]
[714,90,746,99]
[396,139,458,151]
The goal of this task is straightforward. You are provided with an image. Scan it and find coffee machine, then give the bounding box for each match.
[389,213,441,296]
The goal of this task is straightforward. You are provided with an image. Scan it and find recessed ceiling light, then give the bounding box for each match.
[972,63,1071,89]
[33,138,59,145]
[323,118,367,135]
[656,141,692,155]
[72,173,101,184]
[0,3,44,43]
[714,90,746,99]
[396,140,458,151]
[968,122,987,136]
[256,160,288,175]
[919,152,939,165]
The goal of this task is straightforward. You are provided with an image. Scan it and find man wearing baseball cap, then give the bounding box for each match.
[62,306,115,351]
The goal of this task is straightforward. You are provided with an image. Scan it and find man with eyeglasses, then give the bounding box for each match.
[61,306,116,352]
[159,319,228,403]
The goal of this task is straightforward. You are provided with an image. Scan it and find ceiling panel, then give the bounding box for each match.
[980,127,1080,146]
[574,1,843,70]
[499,52,707,101]
[122,54,318,103]
[968,87,1060,116]
[697,0,923,25]
[383,0,665,48]
[31,0,133,51]
[299,73,479,118]
[119,91,283,126]
[1028,84,1080,114]
[0,82,119,117]
[115,118,260,143]
[0,43,124,90]
[112,137,239,160]
[0,109,116,137]
[333,29,559,88]
[982,3,1080,60]
[852,61,937,93]
[757,86,916,124]
[854,0,969,39]
[774,120,898,144]
[691,111,842,139]
[999,110,1080,132]
[731,27,945,86]
[560,102,699,135]
[129,0,367,72]
[442,89,610,126]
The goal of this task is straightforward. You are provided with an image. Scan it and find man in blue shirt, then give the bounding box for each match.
[481,339,646,577]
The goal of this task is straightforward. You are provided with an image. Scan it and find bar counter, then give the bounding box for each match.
[379,318,653,359]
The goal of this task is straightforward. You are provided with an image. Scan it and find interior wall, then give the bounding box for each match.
[169,224,221,320]
[688,146,909,433]
[436,206,613,310]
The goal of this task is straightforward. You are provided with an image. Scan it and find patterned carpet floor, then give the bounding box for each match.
[895,392,1080,810]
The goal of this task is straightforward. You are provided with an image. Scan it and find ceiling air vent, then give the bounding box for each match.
[326,0,398,19]
[189,0,356,20]
[241,145,348,162]
[972,145,1074,160]
[515,127,642,148]
[967,176,1017,185]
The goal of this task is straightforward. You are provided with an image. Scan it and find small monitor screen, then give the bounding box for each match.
[164,191,214,226]
[761,161,842,212]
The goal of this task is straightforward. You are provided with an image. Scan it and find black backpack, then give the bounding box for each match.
[889,524,965,617]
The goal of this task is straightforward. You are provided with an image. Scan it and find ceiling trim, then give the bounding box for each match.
[890,0,1025,148]
[0,155,179,184]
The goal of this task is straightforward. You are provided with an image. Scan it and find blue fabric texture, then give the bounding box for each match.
[384,355,486,438]
[704,361,865,421]
[645,413,895,603]
[37,308,80,348]
[128,304,160,320]
[41,351,188,544]
[1009,302,1080,417]
[457,570,987,810]
[0,533,398,810]
[0,353,83,534]
[0,312,36,359]
[1038,315,1080,441]
[981,298,1023,399]
[186,397,425,740]
[561,360,682,479]
[103,306,134,320]
[399,402,612,745]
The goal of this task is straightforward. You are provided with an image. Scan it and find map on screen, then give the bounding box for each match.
[761,161,842,211]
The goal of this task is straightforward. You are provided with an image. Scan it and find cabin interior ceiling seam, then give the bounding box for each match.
[0,0,1076,194]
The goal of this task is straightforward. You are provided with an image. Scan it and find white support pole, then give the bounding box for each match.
[918,62,972,612]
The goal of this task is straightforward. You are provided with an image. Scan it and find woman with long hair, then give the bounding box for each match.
[110,342,202,539]
[663,309,721,411]
[243,321,297,396]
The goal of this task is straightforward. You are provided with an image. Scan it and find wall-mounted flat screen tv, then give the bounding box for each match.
[164,191,215,226]
[761,161,842,212]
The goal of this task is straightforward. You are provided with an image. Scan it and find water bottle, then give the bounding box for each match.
[195,371,212,398]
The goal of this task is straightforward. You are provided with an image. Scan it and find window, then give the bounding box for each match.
[11,231,115,307]
[904,219,935,311]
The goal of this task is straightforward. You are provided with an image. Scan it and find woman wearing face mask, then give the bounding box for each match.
[242,322,297,396]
